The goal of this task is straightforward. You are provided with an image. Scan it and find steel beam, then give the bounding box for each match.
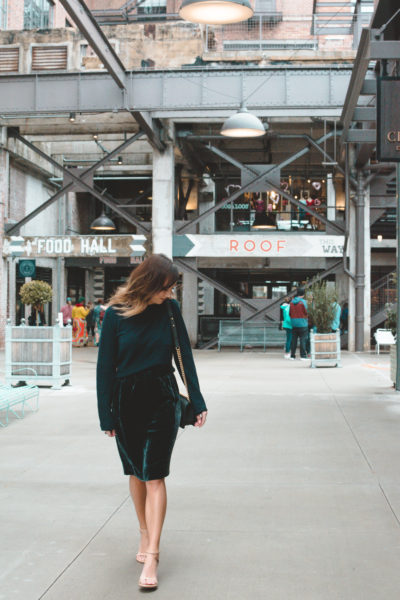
[347,129,376,143]
[340,28,371,145]
[370,40,400,59]
[176,132,335,234]
[204,144,345,235]
[0,68,352,116]
[6,130,148,234]
[58,0,127,90]
[174,259,263,317]
[353,107,376,121]
[129,111,165,153]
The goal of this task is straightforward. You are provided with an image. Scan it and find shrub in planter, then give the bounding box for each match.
[307,281,337,333]
[20,280,53,326]
[308,282,339,363]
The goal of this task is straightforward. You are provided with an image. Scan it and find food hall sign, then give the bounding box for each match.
[377,77,400,162]
[2,235,147,258]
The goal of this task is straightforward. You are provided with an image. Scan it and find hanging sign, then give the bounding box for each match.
[3,235,149,258]
[18,259,36,278]
[377,77,400,162]
[173,234,344,258]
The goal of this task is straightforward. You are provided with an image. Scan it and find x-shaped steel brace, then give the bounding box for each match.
[204,144,345,235]
[176,132,342,234]
[6,129,149,235]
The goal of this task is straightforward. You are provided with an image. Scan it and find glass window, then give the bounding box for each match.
[24,0,53,30]
[0,0,7,29]
[137,0,167,15]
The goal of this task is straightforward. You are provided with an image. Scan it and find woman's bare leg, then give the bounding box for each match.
[129,476,148,554]
[140,478,167,581]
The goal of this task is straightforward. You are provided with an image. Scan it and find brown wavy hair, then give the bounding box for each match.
[108,253,179,317]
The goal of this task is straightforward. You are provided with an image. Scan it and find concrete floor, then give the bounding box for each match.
[1,347,400,600]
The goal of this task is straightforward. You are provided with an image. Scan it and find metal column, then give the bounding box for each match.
[396,163,400,390]
[355,170,365,351]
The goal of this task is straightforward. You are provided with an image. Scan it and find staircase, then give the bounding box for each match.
[371,271,396,329]
[312,0,357,36]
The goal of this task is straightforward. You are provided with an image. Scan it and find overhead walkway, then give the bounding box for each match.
[0,347,400,599]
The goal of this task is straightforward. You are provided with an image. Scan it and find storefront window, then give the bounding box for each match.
[215,179,328,232]
[215,291,241,317]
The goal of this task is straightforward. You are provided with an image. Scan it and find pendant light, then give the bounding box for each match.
[90,210,116,231]
[179,0,253,24]
[221,106,266,138]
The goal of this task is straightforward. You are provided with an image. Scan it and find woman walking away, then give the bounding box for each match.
[280,297,292,359]
[96,254,207,590]
[72,297,89,347]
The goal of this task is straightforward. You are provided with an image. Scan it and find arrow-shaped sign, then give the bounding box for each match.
[129,235,147,257]
[173,235,196,257]
[9,236,25,257]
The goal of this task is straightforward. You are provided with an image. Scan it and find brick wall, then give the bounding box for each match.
[7,0,69,30]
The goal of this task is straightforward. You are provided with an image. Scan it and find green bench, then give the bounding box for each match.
[0,383,40,427]
[218,321,286,351]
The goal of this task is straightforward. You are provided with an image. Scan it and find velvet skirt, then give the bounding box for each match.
[112,365,181,481]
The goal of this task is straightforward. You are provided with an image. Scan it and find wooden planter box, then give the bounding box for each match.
[5,321,72,389]
[390,344,396,385]
[310,331,341,368]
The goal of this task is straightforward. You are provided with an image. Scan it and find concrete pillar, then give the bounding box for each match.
[8,258,16,325]
[327,173,336,222]
[0,145,9,344]
[181,258,198,346]
[199,175,216,234]
[364,182,371,351]
[152,142,175,258]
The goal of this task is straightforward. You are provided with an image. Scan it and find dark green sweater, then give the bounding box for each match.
[96,299,207,430]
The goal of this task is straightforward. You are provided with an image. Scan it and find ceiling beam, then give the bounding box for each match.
[339,28,371,146]
[58,0,127,90]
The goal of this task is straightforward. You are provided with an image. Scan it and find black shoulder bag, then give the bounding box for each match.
[167,300,196,429]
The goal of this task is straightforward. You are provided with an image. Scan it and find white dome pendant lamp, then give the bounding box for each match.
[221,105,267,138]
[179,0,253,25]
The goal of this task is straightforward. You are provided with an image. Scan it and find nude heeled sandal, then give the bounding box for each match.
[138,551,159,590]
[136,528,148,564]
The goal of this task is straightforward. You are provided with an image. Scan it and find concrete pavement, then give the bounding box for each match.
[1,348,400,599]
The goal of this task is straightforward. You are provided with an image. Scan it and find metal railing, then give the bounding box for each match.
[204,13,366,54]
[371,271,396,319]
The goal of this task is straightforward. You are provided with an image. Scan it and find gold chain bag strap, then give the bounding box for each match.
[167,300,196,428]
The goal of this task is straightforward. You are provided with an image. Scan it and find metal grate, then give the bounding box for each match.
[0,47,19,72]
[31,45,67,71]
[223,40,318,51]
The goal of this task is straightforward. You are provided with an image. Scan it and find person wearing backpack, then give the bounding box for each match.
[280,297,292,359]
[289,287,309,360]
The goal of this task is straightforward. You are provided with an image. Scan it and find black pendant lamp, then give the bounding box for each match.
[90,210,116,231]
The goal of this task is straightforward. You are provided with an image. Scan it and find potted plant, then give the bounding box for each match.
[20,280,53,325]
[307,281,341,367]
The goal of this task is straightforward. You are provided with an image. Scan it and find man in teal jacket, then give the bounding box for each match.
[289,287,309,360]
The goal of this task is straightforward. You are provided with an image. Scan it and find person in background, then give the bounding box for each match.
[86,301,96,344]
[280,297,292,359]
[60,297,73,326]
[72,296,89,347]
[331,300,341,333]
[93,298,106,346]
[289,287,309,360]
[340,302,348,334]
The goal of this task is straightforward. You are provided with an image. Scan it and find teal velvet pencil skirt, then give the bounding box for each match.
[112,365,181,481]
